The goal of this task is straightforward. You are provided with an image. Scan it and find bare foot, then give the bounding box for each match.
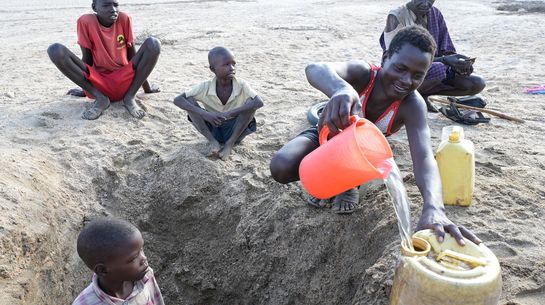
[123,97,146,119]
[206,140,222,157]
[332,187,359,214]
[82,95,110,120]
[218,144,233,160]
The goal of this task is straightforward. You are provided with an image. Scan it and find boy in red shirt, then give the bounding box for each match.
[48,0,161,120]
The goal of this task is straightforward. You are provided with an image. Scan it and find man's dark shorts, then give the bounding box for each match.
[188,116,257,144]
[298,126,320,146]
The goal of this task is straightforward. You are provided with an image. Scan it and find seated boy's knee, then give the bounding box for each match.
[144,37,161,55]
[270,153,295,184]
[47,43,65,62]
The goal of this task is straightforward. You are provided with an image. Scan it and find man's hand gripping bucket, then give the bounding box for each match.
[299,115,394,199]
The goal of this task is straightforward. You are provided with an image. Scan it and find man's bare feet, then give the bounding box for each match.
[332,187,359,214]
[206,140,222,157]
[218,144,233,160]
[82,95,110,120]
[123,97,146,119]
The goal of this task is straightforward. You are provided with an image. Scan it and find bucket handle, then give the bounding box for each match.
[319,115,361,145]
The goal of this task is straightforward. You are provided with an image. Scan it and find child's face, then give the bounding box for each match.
[211,53,236,80]
[100,232,149,282]
[93,0,120,27]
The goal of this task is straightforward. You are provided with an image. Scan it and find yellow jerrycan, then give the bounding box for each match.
[390,230,502,305]
[436,126,475,206]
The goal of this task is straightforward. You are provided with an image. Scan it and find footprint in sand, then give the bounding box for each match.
[505,238,537,248]
[477,161,503,177]
[145,113,171,125]
[133,149,159,162]
[486,241,517,258]
[475,231,502,241]
[257,142,282,152]
[30,117,52,129]
[513,285,545,305]
[40,112,62,120]
[90,128,103,136]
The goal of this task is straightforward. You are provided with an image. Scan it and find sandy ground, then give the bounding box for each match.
[0,0,544,304]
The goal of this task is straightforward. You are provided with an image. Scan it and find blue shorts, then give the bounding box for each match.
[188,116,257,144]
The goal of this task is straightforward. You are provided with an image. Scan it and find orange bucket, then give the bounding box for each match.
[299,116,394,199]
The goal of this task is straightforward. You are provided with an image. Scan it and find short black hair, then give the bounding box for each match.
[208,46,232,67]
[388,25,437,58]
[77,217,140,269]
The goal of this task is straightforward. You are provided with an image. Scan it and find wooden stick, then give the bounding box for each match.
[429,96,525,123]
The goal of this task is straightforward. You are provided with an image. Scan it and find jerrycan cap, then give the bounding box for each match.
[449,132,461,142]
[441,126,464,142]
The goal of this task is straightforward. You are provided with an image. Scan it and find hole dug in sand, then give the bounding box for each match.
[90,148,403,305]
[7,147,403,305]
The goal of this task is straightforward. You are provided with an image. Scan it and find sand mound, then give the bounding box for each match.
[92,146,406,305]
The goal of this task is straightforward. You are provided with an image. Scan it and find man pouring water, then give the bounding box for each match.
[270,26,481,246]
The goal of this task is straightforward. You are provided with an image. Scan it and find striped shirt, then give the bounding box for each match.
[424,6,457,82]
[72,268,165,305]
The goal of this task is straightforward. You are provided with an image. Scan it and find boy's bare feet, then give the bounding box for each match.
[82,95,110,120]
[123,97,146,119]
[206,140,222,157]
[218,144,234,160]
[332,187,359,214]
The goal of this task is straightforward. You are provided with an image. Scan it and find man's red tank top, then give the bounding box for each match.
[358,64,402,137]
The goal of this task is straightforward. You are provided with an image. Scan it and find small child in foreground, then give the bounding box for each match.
[174,46,264,160]
[72,217,165,305]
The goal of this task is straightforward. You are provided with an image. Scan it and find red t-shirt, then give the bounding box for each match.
[77,12,134,74]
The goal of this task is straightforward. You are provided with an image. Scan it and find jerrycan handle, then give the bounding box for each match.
[436,249,488,268]
[319,115,360,145]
